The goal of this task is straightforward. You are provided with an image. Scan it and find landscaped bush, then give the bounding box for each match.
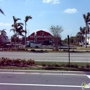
[54,64,60,67]
[27,59,35,65]
[70,64,75,68]
[65,64,70,67]
[31,49,36,52]
[61,64,66,67]
[42,63,46,67]
[0,57,35,67]
[86,64,90,68]
[74,65,78,68]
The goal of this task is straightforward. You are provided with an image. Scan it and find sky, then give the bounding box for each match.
[0,0,90,39]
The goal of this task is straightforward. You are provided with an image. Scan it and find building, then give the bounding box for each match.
[27,30,53,45]
[87,36,90,45]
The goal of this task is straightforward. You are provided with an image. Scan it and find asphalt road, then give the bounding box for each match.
[0,51,90,62]
[0,71,90,90]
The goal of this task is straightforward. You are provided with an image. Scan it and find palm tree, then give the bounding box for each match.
[0,29,7,40]
[11,16,27,36]
[11,16,26,47]
[0,29,6,36]
[83,12,90,48]
[0,29,9,43]
[24,15,32,47]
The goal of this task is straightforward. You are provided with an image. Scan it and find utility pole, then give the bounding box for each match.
[67,35,70,66]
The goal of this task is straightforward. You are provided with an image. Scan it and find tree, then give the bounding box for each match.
[79,27,85,45]
[0,29,9,44]
[50,25,63,51]
[11,16,26,47]
[24,15,32,47]
[11,34,20,44]
[83,12,90,48]
[11,16,26,36]
[0,29,6,36]
[76,31,83,45]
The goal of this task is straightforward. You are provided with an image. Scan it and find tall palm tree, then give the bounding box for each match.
[11,16,26,36]
[24,15,32,47]
[83,12,90,48]
[11,16,26,47]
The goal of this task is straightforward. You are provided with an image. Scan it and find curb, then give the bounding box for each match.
[0,69,90,74]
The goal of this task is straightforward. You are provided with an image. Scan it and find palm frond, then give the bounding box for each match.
[10,29,16,33]
[25,15,32,22]
[83,14,87,22]
[17,22,24,26]
[13,16,21,23]
[0,8,5,15]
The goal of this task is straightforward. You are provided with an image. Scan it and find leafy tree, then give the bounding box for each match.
[0,29,9,48]
[11,34,20,43]
[79,27,85,44]
[0,29,6,37]
[0,29,8,43]
[50,25,63,50]
[76,32,83,45]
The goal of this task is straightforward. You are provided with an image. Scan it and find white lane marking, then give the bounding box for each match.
[0,72,87,76]
[0,83,81,88]
[87,75,90,79]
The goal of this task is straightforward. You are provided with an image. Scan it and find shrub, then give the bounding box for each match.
[62,64,65,67]
[54,64,60,67]
[42,63,46,67]
[19,60,27,67]
[74,65,78,68]
[86,65,90,68]
[27,59,35,66]
[13,59,21,66]
[66,64,70,67]
[31,49,35,52]
[70,64,75,68]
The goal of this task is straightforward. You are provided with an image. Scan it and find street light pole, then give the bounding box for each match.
[67,35,70,66]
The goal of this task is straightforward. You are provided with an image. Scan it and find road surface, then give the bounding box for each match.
[0,51,90,62]
[0,70,90,90]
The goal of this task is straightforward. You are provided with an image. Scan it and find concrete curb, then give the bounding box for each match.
[0,69,90,74]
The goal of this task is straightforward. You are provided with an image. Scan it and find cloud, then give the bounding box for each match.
[63,8,77,14]
[42,0,60,4]
[0,22,11,26]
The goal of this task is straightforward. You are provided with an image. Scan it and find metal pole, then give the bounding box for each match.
[67,35,70,66]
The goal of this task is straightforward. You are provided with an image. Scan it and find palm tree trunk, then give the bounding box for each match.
[25,22,26,47]
[85,24,88,48]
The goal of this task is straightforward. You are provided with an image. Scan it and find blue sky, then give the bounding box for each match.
[0,0,90,39]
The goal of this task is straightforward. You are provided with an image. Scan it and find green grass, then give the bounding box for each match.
[35,61,90,67]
